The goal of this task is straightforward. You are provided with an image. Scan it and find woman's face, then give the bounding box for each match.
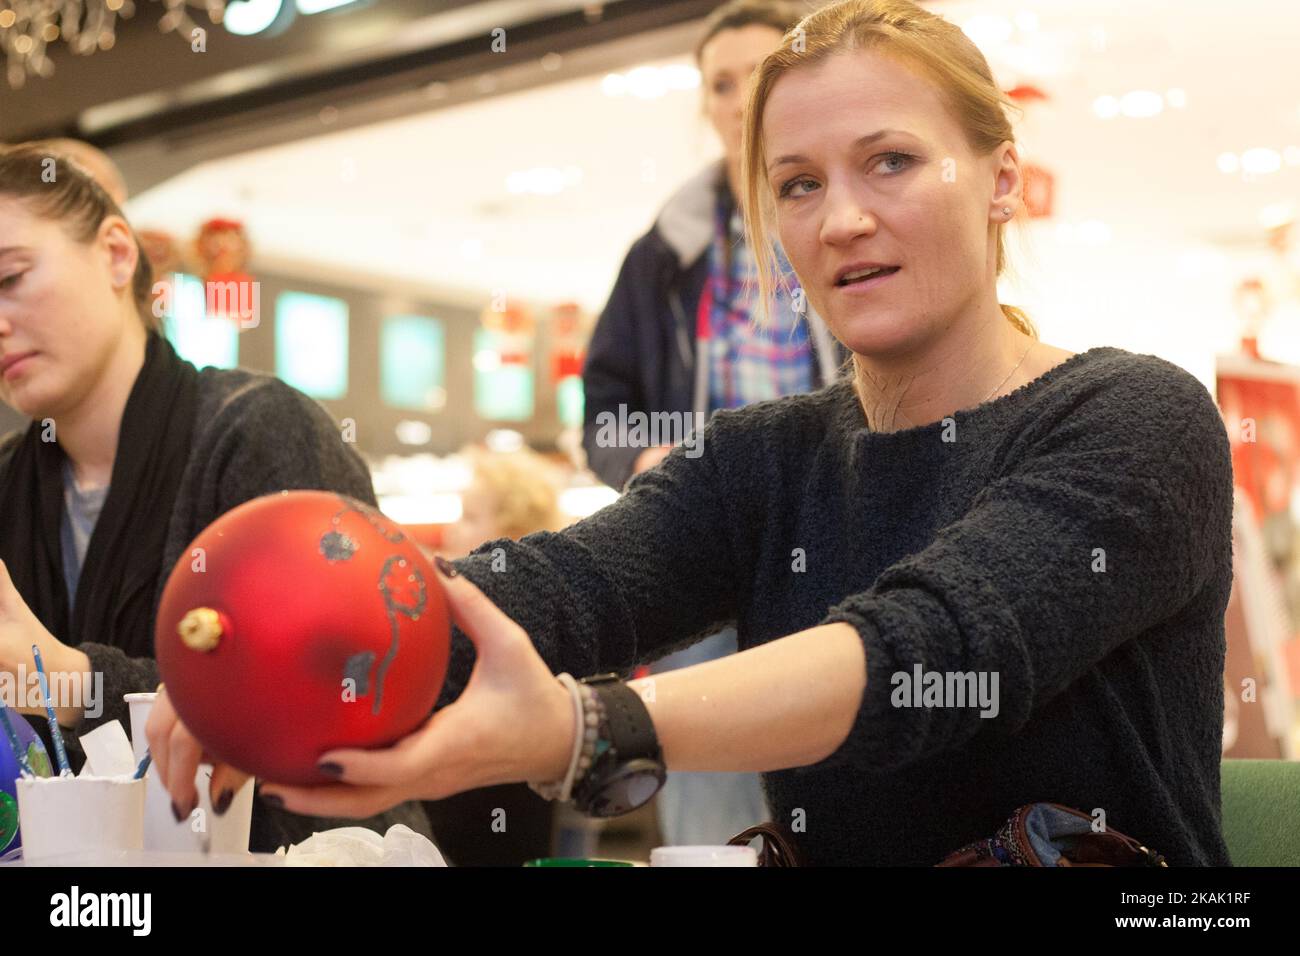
[0,199,138,418]
[762,50,1019,358]
[700,24,786,164]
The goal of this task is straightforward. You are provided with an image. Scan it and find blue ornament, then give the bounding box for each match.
[1,716,53,854]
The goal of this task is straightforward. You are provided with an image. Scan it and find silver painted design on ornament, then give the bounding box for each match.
[368,555,429,715]
[343,650,377,696]
[320,530,359,562]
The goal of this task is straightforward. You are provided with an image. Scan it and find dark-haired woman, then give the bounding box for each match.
[0,144,430,851]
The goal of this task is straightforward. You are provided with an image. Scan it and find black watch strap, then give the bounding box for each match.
[585,675,661,762]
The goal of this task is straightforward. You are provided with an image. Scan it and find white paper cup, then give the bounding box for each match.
[142,763,255,854]
[125,692,255,854]
[17,775,145,862]
[650,845,758,867]
[124,692,157,766]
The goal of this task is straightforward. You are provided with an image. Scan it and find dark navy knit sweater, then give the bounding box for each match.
[440,346,1235,866]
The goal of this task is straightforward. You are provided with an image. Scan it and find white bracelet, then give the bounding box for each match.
[528,673,585,802]
[555,673,586,802]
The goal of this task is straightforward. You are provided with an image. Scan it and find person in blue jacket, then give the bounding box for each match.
[581,0,846,848]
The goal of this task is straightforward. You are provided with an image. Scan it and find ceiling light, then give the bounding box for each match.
[625,66,666,99]
[506,166,584,196]
[601,73,626,97]
[1092,95,1120,119]
[1241,148,1282,175]
[1259,202,1296,230]
[395,420,433,446]
[1119,91,1163,118]
[485,429,525,453]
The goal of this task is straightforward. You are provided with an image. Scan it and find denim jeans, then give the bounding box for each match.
[649,627,770,846]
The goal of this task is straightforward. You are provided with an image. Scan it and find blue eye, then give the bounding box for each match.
[877,152,916,174]
[778,177,818,199]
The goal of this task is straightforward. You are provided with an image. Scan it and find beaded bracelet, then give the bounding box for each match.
[528,674,603,803]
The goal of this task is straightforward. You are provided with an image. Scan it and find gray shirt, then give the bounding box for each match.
[59,459,108,614]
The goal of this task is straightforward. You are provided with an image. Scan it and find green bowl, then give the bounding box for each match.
[523,857,636,867]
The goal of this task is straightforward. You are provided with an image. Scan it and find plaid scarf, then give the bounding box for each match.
[699,198,813,411]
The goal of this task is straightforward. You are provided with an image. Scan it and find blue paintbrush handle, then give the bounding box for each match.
[31,645,72,776]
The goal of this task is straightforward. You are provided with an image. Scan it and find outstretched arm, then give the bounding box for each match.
[256,568,867,819]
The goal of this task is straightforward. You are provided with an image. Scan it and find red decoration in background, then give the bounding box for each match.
[137,229,187,311]
[155,491,451,785]
[1002,85,1056,221]
[1217,363,1300,756]
[1005,84,1050,103]
[480,300,535,367]
[481,300,534,337]
[550,302,588,383]
[195,218,252,281]
[194,217,256,324]
[1021,162,1055,219]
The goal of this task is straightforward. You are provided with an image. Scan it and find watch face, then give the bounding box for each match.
[587,761,666,818]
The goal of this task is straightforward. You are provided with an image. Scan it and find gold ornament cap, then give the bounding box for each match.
[178,607,224,652]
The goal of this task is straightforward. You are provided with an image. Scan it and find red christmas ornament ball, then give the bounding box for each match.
[155,491,450,785]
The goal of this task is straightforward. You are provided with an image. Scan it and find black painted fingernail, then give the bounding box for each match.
[213,789,234,816]
[261,793,284,810]
[434,555,459,578]
[318,762,343,778]
[171,801,184,823]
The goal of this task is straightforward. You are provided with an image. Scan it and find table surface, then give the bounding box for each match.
[3,849,284,867]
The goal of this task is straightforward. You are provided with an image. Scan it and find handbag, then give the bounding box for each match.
[726,803,1168,867]
[936,802,1169,867]
[726,822,807,867]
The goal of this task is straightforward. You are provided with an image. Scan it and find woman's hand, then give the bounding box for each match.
[259,567,575,818]
[0,558,90,727]
[146,684,251,820]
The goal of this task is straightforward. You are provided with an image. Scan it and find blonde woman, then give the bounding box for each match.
[439,448,563,558]
[155,0,1233,866]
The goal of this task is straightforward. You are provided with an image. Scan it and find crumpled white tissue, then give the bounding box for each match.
[277,825,448,867]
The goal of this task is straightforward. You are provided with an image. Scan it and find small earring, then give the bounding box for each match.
[1002,206,1012,218]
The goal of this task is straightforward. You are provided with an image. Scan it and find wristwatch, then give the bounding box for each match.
[571,673,666,817]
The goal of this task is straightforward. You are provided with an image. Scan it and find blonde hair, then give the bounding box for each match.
[465,447,564,540]
[740,0,1035,337]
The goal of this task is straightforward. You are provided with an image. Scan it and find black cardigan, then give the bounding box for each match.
[441,346,1235,865]
[0,366,433,851]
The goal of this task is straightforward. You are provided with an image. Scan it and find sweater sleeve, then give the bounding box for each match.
[436,418,742,709]
[817,361,1234,772]
[78,377,376,732]
[205,377,377,511]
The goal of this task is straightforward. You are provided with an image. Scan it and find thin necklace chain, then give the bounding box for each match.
[855,338,1037,429]
[982,340,1035,403]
